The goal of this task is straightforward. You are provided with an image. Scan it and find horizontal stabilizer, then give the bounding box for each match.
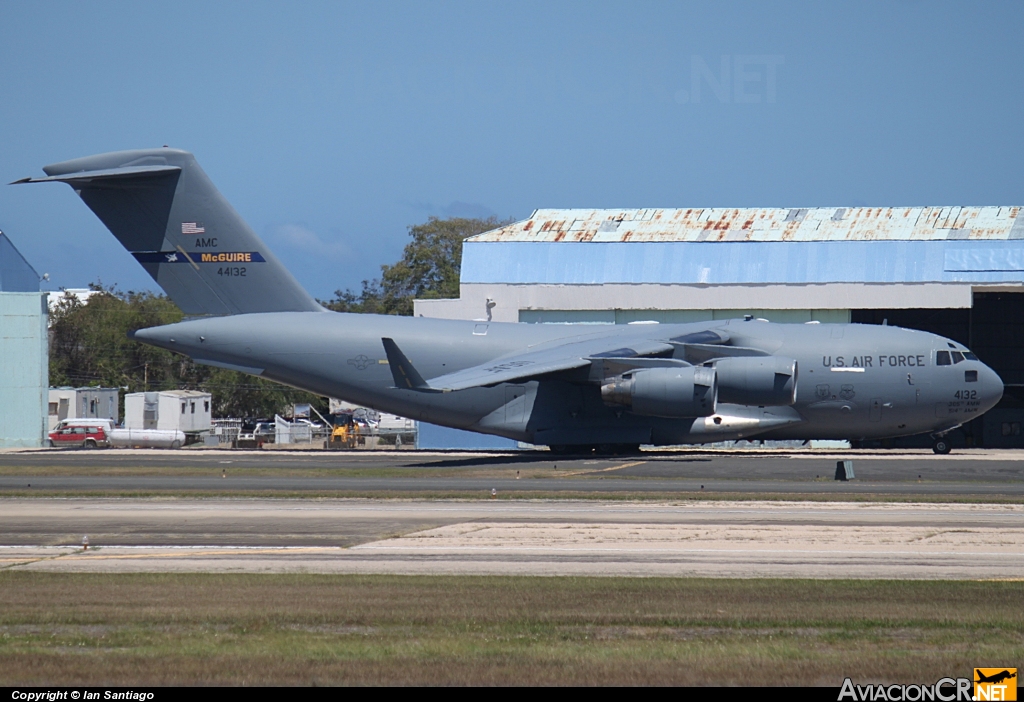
[11,165,181,185]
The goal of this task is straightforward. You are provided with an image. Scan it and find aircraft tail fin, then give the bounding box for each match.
[16,148,321,316]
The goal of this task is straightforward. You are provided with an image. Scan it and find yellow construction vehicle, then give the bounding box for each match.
[329,413,359,449]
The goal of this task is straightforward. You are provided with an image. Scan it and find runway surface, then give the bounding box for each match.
[3,498,1022,578]
[2,448,1021,578]
[2,447,1023,496]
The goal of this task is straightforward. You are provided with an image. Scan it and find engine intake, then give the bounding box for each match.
[714,355,797,406]
[601,366,717,418]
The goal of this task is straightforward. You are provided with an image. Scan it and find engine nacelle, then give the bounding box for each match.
[714,355,797,406]
[601,366,717,418]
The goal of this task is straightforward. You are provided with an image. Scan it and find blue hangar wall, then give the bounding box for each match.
[0,232,48,448]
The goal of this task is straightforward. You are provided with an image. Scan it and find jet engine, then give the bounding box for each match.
[713,356,797,406]
[601,366,717,418]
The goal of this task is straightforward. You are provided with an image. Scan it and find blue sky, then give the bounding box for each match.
[2,1,1022,300]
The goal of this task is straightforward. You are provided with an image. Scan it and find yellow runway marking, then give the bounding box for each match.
[561,460,646,477]
[58,547,344,561]
[0,549,82,569]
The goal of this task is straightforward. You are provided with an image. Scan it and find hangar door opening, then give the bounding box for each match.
[853,292,1024,448]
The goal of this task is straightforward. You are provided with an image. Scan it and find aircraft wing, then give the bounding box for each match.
[384,336,676,392]
[673,342,770,364]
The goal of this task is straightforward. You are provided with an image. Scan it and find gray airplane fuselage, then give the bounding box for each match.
[133,311,1003,446]
[20,147,1004,450]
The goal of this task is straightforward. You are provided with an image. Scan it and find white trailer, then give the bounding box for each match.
[124,390,212,434]
[48,387,119,431]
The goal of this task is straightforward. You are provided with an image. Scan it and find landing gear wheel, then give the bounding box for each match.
[932,438,951,455]
[549,444,591,456]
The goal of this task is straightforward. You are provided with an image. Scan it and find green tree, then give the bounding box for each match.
[48,285,185,392]
[323,216,507,315]
[200,367,319,419]
[48,284,324,419]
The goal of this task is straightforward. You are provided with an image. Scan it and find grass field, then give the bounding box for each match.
[1,573,1020,686]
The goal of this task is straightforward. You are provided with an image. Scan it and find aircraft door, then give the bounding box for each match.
[869,398,883,422]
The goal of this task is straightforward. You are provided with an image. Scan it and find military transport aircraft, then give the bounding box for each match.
[17,148,1004,454]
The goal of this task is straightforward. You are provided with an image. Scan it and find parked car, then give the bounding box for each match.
[48,419,114,448]
[237,419,276,448]
[253,422,276,443]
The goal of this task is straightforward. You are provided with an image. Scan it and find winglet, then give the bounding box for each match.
[381,338,439,392]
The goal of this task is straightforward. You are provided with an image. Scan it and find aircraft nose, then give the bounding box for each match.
[980,364,1004,412]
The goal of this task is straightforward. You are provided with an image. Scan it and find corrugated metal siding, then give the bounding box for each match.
[472,206,1023,243]
[462,240,1024,285]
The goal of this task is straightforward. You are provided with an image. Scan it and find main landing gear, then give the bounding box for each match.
[549,444,642,456]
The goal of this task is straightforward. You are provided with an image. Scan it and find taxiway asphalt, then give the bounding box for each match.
[1,447,1022,496]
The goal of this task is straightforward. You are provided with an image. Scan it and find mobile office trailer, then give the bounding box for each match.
[48,387,119,431]
[124,390,212,434]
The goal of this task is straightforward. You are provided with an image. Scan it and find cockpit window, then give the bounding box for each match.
[963,351,978,361]
[951,351,965,364]
[936,351,951,366]
[965,370,978,382]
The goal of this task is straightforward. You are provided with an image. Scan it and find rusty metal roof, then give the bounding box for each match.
[469,207,1024,243]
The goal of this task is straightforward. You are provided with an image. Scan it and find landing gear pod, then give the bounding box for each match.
[601,366,717,418]
[714,356,798,406]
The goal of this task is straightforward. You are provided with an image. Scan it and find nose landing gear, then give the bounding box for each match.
[931,436,952,455]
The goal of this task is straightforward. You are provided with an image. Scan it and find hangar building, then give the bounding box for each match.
[416,206,1024,448]
[0,232,48,448]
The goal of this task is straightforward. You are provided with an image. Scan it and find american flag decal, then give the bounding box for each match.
[181,222,205,234]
